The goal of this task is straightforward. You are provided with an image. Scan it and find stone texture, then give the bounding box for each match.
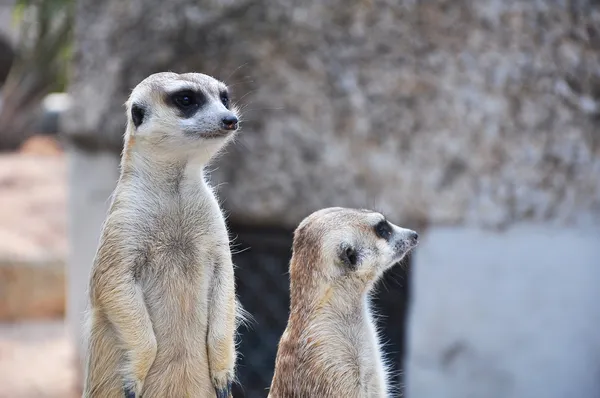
[0,153,67,320]
[62,0,600,230]
[406,225,600,398]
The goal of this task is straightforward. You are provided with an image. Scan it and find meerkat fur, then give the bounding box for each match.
[82,72,243,398]
[268,207,419,398]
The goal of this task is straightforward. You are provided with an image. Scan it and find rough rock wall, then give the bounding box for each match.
[62,0,600,229]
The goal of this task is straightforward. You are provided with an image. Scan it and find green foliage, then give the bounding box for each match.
[0,0,75,149]
[10,0,75,92]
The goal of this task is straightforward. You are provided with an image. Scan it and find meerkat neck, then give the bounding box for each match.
[118,143,211,195]
[289,262,324,313]
[290,277,366,326]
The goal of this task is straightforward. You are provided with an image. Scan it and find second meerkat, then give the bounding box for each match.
[268,207,419,398]
[83,72,242,398]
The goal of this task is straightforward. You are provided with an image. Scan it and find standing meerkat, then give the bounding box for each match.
[83,72,242,398]
[268,207,419,398]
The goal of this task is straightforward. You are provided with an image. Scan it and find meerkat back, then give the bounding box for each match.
[83,72,242,398]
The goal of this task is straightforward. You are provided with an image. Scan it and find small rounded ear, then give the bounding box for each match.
[131,104,145,128]
[340,246,358,270]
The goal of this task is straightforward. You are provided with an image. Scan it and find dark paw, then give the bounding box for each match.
[216,380,232,398]
[123,385,136,398]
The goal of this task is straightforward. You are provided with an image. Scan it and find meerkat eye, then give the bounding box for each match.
[374,220,392,240]
[220,92,230,109]
[171,90,198,109]
[340,246,358,269]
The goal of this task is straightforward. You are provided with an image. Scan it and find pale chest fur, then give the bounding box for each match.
[302,297,389,397]
[106,172,231,355]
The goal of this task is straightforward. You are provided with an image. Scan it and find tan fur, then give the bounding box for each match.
[268,207,419,398]
[82,72,242,398]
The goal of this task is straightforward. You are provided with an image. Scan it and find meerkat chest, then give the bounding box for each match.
[357,311,388,397]
[125,182,230,288]
[339,316,380,366]
[131,190,229,333]
[152,202,226,269]
[154,194,225,245]
[325,308,387,395]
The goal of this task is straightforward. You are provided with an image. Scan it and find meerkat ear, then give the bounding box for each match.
[131,104,146,128]
[340,246,358,269]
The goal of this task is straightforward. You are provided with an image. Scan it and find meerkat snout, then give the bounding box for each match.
[221,114,238,130]
[382,222,419,265]
[411,230,419,241]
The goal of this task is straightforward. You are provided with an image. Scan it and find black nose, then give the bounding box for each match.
[410,231,419,243]
[222,115,238,130]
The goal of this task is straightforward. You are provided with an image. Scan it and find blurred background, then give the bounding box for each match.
[0,0,599,397]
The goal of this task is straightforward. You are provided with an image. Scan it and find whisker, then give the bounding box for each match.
[224,63,250,82]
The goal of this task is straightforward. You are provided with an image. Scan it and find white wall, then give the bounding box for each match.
[65,148,119,366]
[405,225,600,398]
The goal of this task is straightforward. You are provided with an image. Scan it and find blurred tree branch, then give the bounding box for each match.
[0,0,74,150]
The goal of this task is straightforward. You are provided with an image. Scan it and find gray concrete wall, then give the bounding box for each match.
[405,225,600,398]
[65,148,119,364]
[62,0,600,230]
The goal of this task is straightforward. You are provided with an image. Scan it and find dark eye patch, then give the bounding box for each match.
[166,89,205,118]
[131,104,145,128]
[374,220,392,240]
[220,91,230,109]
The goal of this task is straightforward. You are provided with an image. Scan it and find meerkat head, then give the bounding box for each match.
[124,71,240,158]
[291,207,419,293]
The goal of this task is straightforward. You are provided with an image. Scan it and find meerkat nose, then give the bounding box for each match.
[408,231,419,243]
[222,115,238,130]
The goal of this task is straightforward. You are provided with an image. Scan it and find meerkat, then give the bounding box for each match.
[82,72,242,398]
[268,207,419,398]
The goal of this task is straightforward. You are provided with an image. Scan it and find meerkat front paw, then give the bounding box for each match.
[213,373,233,398]
[121,369,149,398]
[121,337,156,397]
[122,379,141,398]
[122,357,153,397]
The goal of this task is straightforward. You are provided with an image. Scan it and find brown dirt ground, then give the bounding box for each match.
[0,141,78,397]
[0,320,80,398]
